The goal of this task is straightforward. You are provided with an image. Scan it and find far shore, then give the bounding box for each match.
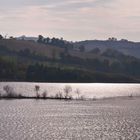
[0,95,140,101]
[1,84,139,101]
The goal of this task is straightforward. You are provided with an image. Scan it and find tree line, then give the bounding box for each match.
[0,55,139,83]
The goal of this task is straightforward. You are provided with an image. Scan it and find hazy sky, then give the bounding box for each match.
[0,0,140,41]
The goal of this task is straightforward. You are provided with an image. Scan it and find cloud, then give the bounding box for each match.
[0,0,140,41]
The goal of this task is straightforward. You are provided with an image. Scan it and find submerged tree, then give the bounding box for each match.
[35,85,40,98]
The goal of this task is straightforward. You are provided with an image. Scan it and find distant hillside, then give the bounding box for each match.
[75,40,140,58]
[0,38,140,83]
[0,39,117,61]
[0,39,63,59]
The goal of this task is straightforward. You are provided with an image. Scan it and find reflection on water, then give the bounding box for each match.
[0,82,140,98]
[0,98,140,140]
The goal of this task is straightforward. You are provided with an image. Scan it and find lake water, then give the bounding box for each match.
[0,82,140,139]
[0,82,140,98]
[0,98,140,140]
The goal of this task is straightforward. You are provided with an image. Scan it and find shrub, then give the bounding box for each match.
[3,85,17,98]
[42,90,48,99]
[63,85,72,99]
[17,93,23,98]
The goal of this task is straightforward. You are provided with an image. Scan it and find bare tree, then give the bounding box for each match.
[42,90,48,99]
[55,93,59,99]
[63,85,72,99]
[55,91,63,99]
[58,91,63,99]
[3,85,16,97]
[35,85,40,98]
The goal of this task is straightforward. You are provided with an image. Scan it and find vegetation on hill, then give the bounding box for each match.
[75,38,140,58]
[0,34,140,83]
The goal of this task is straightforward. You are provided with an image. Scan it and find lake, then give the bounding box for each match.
[0,98,140,140]
[0,82,140,98]
[0,82,140,140]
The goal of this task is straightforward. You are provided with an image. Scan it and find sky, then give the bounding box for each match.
[0,0,140,41]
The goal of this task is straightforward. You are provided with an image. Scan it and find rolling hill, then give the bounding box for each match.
[75,39,140,58]
[0,37,140,83]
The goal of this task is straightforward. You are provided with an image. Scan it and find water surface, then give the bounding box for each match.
[0,98,140,140]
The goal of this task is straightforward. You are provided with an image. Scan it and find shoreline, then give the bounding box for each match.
[0,95,139,101]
